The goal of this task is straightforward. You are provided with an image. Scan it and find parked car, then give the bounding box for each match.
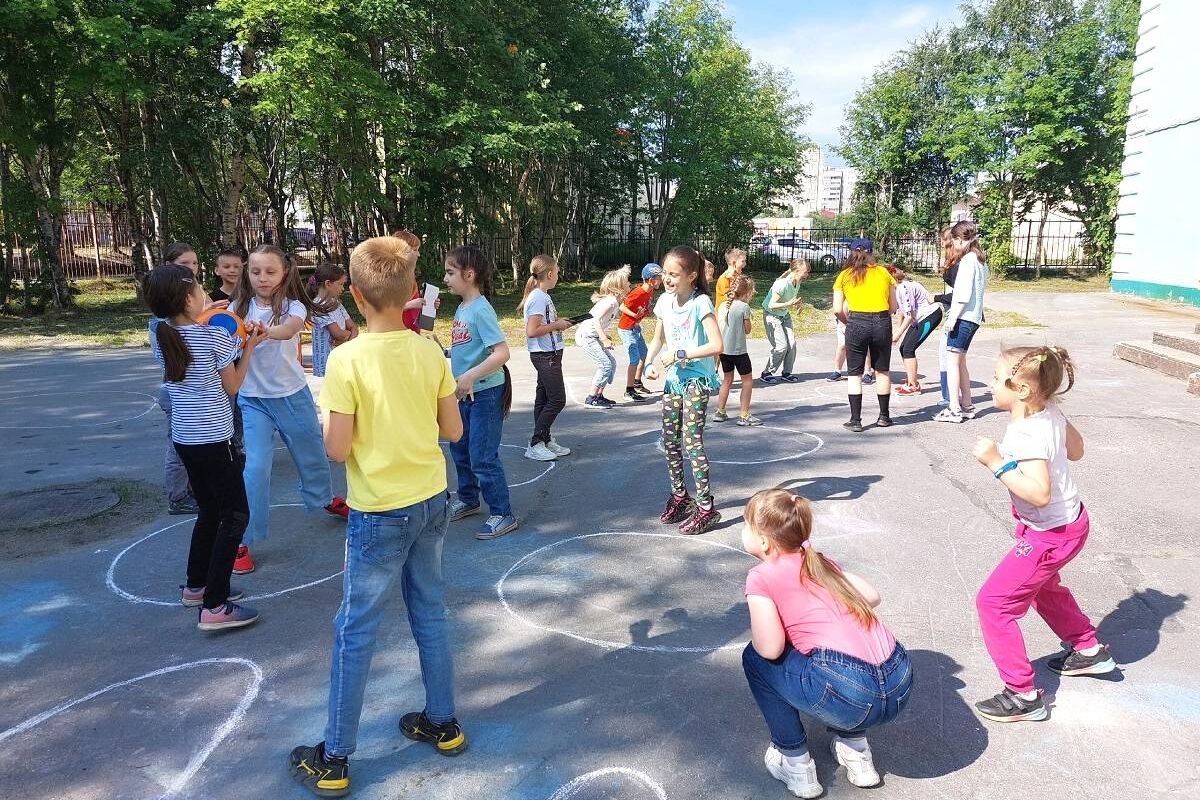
[756,236,849,268]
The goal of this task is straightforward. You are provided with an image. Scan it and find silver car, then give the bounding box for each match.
[757,236,849,268]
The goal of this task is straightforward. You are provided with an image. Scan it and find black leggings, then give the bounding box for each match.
[529,350,566,445]
[899,307,943,359]
[174,440,249,609]
[845,311,893,375]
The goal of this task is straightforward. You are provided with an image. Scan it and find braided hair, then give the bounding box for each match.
[1002,345,1076,406]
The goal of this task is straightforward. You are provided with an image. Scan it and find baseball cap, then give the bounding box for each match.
[642,263,662,279]
[850,237,873,252]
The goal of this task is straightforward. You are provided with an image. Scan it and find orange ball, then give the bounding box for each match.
[197,307,247,342]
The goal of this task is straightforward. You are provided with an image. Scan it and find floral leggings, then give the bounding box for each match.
[662,381,713,506]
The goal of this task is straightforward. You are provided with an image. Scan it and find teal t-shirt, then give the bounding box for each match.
[450,296,506,393]
[654,291,719,393]
[762,275,801,318]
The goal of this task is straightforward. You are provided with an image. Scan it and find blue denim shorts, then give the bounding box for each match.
[946,319,980,353]
[618,326,647,364]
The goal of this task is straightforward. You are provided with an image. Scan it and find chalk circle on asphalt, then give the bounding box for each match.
[548,767,668,800]
[106,503,343,607]
[0,390,158,430]
[702,424,823,466]
[438,442,555,489]
[497,531,753,653]
[0,657,262,800]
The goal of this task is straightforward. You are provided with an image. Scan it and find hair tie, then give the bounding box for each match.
[801,540,812,550]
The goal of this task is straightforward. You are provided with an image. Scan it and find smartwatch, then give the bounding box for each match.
[675,349,687,362]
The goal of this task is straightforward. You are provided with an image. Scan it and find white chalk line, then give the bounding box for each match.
[106,503,342,606]
[438,442,556,489]
[0,390,159,430]
[0,657,263,799]
[548,767,668,800]
[497,531,752,653]
[705,425,823,466]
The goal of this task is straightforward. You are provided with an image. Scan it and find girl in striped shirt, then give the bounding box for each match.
[144,264,268,631]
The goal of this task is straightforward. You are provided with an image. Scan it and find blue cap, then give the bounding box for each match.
[850,237,873,252]
[642,263,662,279]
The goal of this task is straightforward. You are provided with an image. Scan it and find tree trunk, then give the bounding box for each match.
[1034,202,1050,279]
[0,144,12,309]
[19,150,71,307]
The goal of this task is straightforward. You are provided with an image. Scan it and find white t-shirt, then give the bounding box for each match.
[577,296,618,341]
[523,287,563,352]
[240,298,309,398]
[1000,404,1082,530]
[950,252,988,325]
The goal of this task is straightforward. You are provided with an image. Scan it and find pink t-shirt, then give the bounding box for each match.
[745,552,896,664]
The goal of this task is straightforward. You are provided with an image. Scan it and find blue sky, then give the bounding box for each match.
[725,1,963,165]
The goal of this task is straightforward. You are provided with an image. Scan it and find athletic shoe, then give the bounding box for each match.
[547,438,571,456]
[524,443,558,461]
[169,496,199,515]
[399,711,468,756]
[843,419,863,433]
[596,395,617,407]
[1048,644,1117,676]
[781,373,802,383]
[289,742,350,798]
[660,493,695,524]
[831,736,881,788]
[197,602,260,632]
[625,387,646,402]
[933,408,965,424]
[826,371,843,382]
[447,499,481,523]
[961,405,979,419]
[324,496,350,519]
[232,544,255,575]
[679,503,721,535]
[974,688,1047,722]
[713,408,729,423]
[476,514,519,540]
[763,746,822,799]
[862,373,876,385]
[736,414,764,427]
[180,585,243,608]
[760,372,780,384]
[584,395,610,408]
[896,383,920,395]
[633,380,649,393]
[875,416,893,428]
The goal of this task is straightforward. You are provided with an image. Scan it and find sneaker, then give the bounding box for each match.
[524,443,558,461]
[232,544,255,575]
[546,438,571,456]
[961,405,979,420]
[596,395,617,407]
[447,499,481,523]
[399,711,468,756]
[660,493,695,524]
[476,514,519,540]
[831,736,881,788]
[713,408,729,423]
[896,383,920,395]
[843,419,863,433]
[933,408,965,424]
[180,585,243,608]
[633,380,649,392]
[584,395,610,408]
[736,414,764,427]
[781,373,802,383]
[974,687,1048,722]
[763,745,822,799]
[826,371,843,382]
[169,496,199,515]
[679,503,721,535]
[289,742,350,798]
[875,415,893,428]
[197,602,260,632]
[760,372,780,384]
[625,388,647,402]
[1048,644,1117,677]
[862,373,876,385]
[324,496,350,519]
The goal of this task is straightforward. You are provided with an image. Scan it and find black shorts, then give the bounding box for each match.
[899,307,943,359]
[720,353,753,375]
[845,311,893,375]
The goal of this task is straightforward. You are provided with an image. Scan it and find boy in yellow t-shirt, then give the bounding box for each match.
[290,236,466,798]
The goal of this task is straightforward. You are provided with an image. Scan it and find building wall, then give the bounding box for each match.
[1111,0,1200,305]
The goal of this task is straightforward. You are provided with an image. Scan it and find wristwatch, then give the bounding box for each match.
[675,349,687,362]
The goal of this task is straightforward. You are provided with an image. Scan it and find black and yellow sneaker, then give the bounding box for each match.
[399,711,468,756]
[289,742,350,797]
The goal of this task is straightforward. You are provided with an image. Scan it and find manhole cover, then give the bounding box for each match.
[0,484,120,531]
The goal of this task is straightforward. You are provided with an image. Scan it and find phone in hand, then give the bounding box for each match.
[565,313,593,326]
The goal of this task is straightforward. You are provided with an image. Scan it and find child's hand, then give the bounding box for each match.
[204,299,230,312]
[554,319,573,332]
[243,323,269,350]
[454,375,474,401]
[972,437,1002,469]
[644,363,661,381]
[404,297,423,312]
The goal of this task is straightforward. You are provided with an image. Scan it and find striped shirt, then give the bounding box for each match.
[153,324,238,444]
[311,304,351,377]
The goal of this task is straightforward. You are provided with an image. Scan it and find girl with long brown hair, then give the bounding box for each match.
[740,489,912,795]
[934,220,989,423]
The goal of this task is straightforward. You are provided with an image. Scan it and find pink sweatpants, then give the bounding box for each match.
[976,505,1099,693]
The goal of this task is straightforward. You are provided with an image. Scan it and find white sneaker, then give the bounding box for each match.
[763,746,822,799]
[831,736,880,788]
[933,407,965,423]
[546,438,571,456]
[524,443,558,461]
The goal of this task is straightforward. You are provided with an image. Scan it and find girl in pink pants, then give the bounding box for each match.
[970,345,1115,723]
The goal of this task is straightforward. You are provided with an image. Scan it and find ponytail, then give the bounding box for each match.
[799,548,877,627]
[518,254,557,312]
[500,365,513,418]
[156,322,193,383]
[143,263,198,383]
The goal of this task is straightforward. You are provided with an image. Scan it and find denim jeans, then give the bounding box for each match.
[579,334,616,388]
[324,494,455,757]
[618,325,648,367]
[449,384,511,516]
[174,439,248,609]
[159,386,191,503]
[742,642,913,755]
[238,389,332,544]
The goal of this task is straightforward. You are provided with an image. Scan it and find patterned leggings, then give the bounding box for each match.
[662,381,713,505]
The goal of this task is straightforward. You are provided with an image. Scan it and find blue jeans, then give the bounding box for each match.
[742,642,913,756]
[618,325,647,367]
[238,389,332,544]
[325,495,455,757]
[580,334,616,388]
[449,384,511,516]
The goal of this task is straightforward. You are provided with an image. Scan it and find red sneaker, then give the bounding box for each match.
[325,496,350,519]
[896,383,921,396]
[232,545,256,575]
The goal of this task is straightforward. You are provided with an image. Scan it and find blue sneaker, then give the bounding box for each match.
[447,499,481,523]
[476,514,519,540]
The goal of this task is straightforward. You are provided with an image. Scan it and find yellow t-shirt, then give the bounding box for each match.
[319,330,455,512]
[833,265,895,313]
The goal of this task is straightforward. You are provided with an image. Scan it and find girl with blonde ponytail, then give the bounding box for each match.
[740,489,912,795]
